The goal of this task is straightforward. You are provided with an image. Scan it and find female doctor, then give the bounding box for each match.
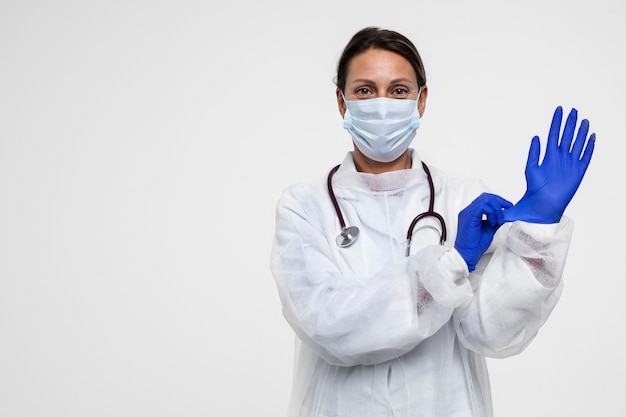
[270,27,595,417]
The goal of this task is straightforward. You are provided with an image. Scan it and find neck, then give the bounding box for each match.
[352,148,412,174]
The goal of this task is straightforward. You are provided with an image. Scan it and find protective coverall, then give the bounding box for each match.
[270,150,573,417]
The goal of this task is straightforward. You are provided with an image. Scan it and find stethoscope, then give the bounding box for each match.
[327,162,447,256]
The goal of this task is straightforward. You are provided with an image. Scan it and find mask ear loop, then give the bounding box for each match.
[340,91,350,106]
[415,87,423,115]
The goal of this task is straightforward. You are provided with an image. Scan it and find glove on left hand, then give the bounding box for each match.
[455,193,513,272]
[502,106,596,224]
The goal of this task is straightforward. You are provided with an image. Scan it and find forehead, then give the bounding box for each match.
[346,48,417,82]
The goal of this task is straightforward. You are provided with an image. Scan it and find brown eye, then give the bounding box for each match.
[392,87,409,96]
[355,87,372,97]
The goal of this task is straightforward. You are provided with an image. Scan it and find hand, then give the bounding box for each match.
[455,193,513,272]
[503,106,596,223]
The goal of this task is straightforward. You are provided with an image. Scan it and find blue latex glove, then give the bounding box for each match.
[455,193,513,272]
[503,106,596,223]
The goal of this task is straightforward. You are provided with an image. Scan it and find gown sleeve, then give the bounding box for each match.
[270,183,474,367]
[452,219,574,358]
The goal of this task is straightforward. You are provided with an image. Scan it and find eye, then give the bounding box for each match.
[391,87,410,97]
[354,86,374,97]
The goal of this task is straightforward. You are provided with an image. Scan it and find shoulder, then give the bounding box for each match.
[277,154,353,214]
[428,165,490,196]
[276,174,328,215]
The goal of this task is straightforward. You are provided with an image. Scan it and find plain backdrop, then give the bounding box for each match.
[1,1,623,416]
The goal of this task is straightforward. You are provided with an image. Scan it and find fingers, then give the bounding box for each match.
[483,194,512,226]
[570,118,589,158]
[540,107,594,168]
[565,113,595,175]
[579,132,596,172]
[465,193,512,227]
[559,108,578,153]
[546,106,563,153]
[525,135,541,171]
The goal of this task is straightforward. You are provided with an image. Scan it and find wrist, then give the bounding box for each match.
[453,245,477,272]
[503,194,562,224]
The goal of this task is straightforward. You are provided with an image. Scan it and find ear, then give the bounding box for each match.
[418,85,428,117]
[336,88,346,118]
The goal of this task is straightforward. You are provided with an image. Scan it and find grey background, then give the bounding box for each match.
[1,0,623,416]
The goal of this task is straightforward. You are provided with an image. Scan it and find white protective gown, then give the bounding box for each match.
[270,150,573,417]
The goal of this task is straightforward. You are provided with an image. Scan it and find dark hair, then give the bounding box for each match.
[335,27,426,93]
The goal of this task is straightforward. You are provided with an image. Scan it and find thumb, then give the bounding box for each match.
[525,135,541,172]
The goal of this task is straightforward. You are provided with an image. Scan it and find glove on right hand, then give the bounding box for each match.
[455,193,512,272]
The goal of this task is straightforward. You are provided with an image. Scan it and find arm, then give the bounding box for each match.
[453,106,592,356]
[270,186,473,366]
[453,219,573,358]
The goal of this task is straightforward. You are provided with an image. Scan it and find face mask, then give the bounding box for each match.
[342,94,420,163]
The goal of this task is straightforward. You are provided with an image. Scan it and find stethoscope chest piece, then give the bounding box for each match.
[336,226,360,248]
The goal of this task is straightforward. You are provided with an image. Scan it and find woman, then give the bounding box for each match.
[270,27,594,417]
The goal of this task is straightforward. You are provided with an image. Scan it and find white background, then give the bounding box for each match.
[1,1,623,416]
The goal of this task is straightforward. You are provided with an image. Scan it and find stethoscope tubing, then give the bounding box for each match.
[327,164,345,229]
[327,161,447,256]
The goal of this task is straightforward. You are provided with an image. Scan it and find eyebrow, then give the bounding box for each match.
[350,77,416,85]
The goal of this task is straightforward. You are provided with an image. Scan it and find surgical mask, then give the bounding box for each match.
[342,94,421,163]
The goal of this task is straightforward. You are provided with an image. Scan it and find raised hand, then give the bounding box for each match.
[503,106,596,224]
